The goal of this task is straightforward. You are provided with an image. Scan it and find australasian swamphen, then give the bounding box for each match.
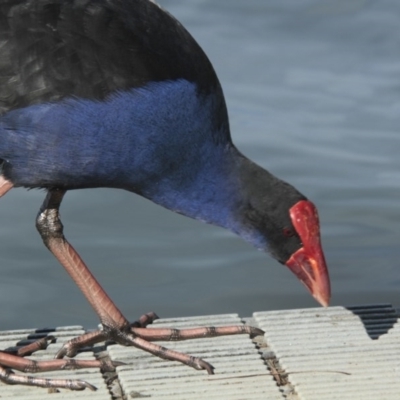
[0,0,331,390]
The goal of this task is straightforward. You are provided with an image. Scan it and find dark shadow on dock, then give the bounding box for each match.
[346,303,398,340]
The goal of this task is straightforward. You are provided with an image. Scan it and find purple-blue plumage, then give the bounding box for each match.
[0,0,308,261]
[0,0,331,389]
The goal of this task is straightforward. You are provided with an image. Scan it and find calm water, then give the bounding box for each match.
[0,0,399,331]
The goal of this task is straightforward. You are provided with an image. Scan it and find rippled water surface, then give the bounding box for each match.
[0,0,399,330]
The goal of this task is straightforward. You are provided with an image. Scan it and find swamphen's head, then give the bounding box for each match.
[230,157,330,307]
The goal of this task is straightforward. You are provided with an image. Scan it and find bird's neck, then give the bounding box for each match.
[141,142,275,252]
[144,144,242,229]
[97,79,281,250]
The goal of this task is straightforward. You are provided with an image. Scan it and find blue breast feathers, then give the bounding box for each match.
[0,79,239,227]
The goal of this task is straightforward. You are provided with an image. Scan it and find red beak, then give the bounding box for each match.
[285,200,331,307]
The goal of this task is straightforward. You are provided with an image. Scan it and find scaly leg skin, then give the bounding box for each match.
[16,335,57,357]
[0,364,97,390]
[0,186,264,390]
[0,348,120,390]
[0,184,120,390]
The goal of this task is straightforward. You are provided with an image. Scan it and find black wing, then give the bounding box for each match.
[0,0,220,115]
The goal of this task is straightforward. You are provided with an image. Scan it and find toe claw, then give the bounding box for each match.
[249,327,265,337]
[73,380,97,391]
[112,361,126,367]
[191,357,214,374]
[55,347,68,359]
[201,360,215,375]
[46,335,57,344]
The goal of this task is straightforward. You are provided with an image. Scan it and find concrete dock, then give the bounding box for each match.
[0,303,399,399]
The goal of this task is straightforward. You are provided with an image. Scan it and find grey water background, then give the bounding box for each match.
[0,0,399,331]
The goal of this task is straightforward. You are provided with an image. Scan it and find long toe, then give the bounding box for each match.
[0,365,97,391]
[190,357,215,374]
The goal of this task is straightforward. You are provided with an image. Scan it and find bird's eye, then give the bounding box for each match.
[283,227,295,237]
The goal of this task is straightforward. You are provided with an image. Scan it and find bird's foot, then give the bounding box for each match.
[0,362,97,390]
[57,311,264,376]
[0,312,264,390]
[0,333,123,391]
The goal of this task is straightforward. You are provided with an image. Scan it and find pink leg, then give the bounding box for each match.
[131,324,263,341]
[16,336,56,357]
[36,190,129,329]
[0,351,121,390]
[0,351,117,373]
[126,335,215,374]
[0,364,96,390]
[0,188,264,390]
[56,312,160,358]
[130,311,159,328]
[55,330,106,358]
[0,187,122,390]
